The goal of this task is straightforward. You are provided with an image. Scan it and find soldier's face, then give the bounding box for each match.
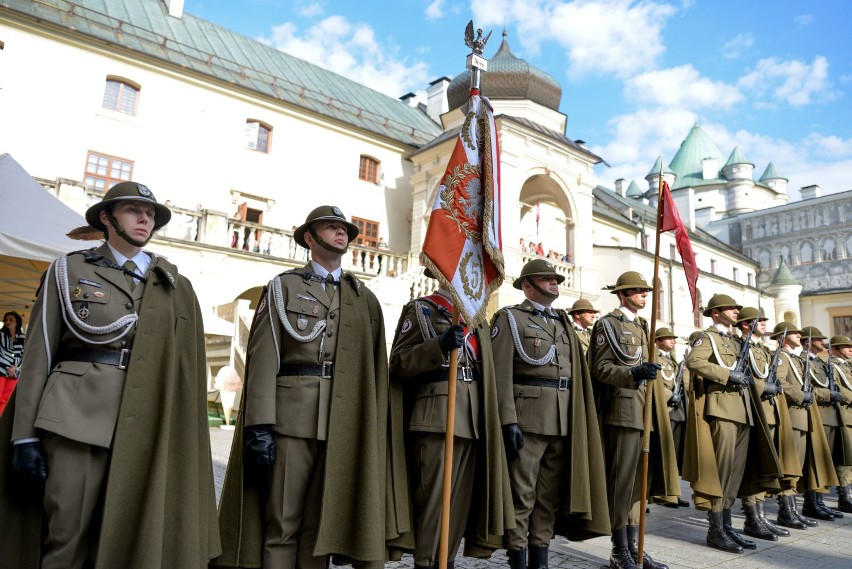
[574,311,596,328]
[839,346,852,358]
[621,288,648,311]
[104,201,155,241]
[716,307,739,326]
[810,339,826,353]
[309,220,350,250]
[656,337,675,351]
[524,275,559,305]
[784,332,801,348]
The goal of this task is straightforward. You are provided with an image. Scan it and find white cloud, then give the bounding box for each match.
[471,0,677,78]
[295,1,324,18]
[795,14,814,26]
[426,0,445,20]
[739,55,836,107]
[804,134,852,158]
[626,65,743,110]
[260,16,430,98]
[721,32,754,59]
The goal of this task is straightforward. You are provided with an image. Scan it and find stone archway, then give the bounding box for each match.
[518,173,575,262]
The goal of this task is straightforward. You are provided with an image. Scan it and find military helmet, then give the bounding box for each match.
[607,271,652,294]
[568,298,599,314]
[769,321,801,339]
[294,205,359,249]
[828,335,852,347]
[736,306,768,324]
[702,293,742,317]
[85,181,171,231]
[800,326,826,340]
[654,327,677,340]
[513,259,565,289]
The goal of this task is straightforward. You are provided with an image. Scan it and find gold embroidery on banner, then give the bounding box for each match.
[459,251,483,301]
[439,163,483,243]
[462,111,476,150]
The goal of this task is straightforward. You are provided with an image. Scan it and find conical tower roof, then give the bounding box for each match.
[626,180,644,198]
[646,155,675,178]
[759,162,788,181]
[724,145,753,167]
[447,31,562,112]
[770,258,799,286]
[669,124,727,190]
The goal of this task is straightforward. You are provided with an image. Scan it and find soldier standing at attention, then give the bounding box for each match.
[827,335,852,513]
[491,260,609,569]
[655,327,689,507]
[1,182,220,569]
[800,327,845,521]
[589,271,679,569]
[215,206,405,569]
[685,294,761,554]
[568,298,599,356]
[389,271,512,569]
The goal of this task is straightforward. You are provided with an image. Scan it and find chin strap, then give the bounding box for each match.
[105,210,151,248]
[528,279,559,301]
[308,227,348,255]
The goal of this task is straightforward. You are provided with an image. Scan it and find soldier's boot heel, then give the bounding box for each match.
[722,509,756,550]
[802,492,834,521]
[507,548,527,569]
[610,527,638,569]
[816,491,843,518]
[706,511,743,554]
[836,485,852,514]
[756,500,788,536]
[527,545,548,569]
[743,504,777,541]
[626,525,669,569]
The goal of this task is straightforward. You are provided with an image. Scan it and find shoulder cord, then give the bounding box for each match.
[264,280,281,363]
[414,300,472,366]
[506,309,556,366]
[659,356,675,382]
[748,347,769,379]
[599,316,642,366]
[808,356,828,387]
[833,360,852,391]
[781,352,804,387]
[271,275,326,343]
[704,332,736,371]
[55,256,137,345]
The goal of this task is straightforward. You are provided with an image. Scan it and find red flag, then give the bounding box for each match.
[659,181,699,310]
[421,90,505,326]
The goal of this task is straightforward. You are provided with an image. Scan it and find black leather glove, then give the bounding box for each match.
[830,390,843,403]
[630,362,661,385]
[668,392,682,408]
[762,381,781,397]
[12,441,48,481]
[244,425,276,469]
[438,324,465,356]
[801,390,814,407]
[727,370,748,387]
[502,423,525,461]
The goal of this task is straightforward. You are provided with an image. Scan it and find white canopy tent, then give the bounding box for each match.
[0,153,87,315]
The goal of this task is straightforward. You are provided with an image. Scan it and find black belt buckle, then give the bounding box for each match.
[558,376,570,391]
[321,361,334,379]
[459,367,474,383]
[117,348,131,370]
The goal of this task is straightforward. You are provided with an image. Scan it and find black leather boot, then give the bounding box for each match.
[678,497,690,507]
[722,508,756,550]
[627,525,669,569]
[816,492,843,518]
[610,527,638,569]
[776,495,807,530]
[507,549,527,569]
[706,511,742,553]
[756,500,788,536]
[528,545,548,569]
[789,495,819,527]
[836,485,852,514]
[802,491,835,520]
[742,503,777,541]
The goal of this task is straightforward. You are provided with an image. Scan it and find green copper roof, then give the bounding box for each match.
[2,0,442,147]
[724,146,753,168]
[771,258,799,286]
[668,125,727,190]
[646,155,675,178]
[759,162,788,181]
[626,180,644,198]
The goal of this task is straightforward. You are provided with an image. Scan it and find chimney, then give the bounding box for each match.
[399,92,418,107]
[615,178,626,197]
[426,77,451,124]
[800,184,823,200]
[702,157,719,180]
[163,0,184,18]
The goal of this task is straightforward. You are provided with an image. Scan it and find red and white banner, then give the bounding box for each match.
[421,90,505,326]
[659,181,699,311]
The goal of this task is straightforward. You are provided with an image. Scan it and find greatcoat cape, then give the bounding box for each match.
[0,252,221,569]
[214,273,409,568]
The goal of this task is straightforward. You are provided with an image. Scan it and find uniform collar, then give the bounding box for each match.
[309,260,341,282]
[107,242,150,276]
[618,306,636,322]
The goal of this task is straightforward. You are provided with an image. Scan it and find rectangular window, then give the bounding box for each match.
[359,156,380,184]
[102,79,139,115]
[84,151,133,191]
[733,267,740,282]
[245,120,271,153]
[748,273,754,287]
[351,216,379,248]
[710,259,717,275]
[833,315,852,338]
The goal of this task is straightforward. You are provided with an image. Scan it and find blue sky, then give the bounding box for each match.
[184,0,852,200]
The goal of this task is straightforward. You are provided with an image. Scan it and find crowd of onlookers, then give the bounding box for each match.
[519,238,572,264]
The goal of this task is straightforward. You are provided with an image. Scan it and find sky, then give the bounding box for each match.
[183,0,852,201]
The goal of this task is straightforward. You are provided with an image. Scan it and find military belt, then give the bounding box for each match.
[514,375,571,390]
[279,362,334,379]
[57,348,131,370]
[418,366,477,384]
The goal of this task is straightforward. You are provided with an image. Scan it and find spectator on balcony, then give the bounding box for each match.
[535,242,545,257]
[376,236,389,275]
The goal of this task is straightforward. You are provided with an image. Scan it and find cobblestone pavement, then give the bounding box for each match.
[210,427,852,569]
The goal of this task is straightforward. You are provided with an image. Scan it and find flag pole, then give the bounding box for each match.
[637,163,665,564]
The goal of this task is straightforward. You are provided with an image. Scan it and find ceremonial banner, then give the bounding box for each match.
[421,91,504,325]
[658,181,699,310]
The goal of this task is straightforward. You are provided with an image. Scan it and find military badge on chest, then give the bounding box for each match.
[77,301,90,320]
[297,314,308,331]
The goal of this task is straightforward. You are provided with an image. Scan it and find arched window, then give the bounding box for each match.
[245,120,272,153]
[102,77,140,115]
[359,155,380,184]
[693,289,703,328]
